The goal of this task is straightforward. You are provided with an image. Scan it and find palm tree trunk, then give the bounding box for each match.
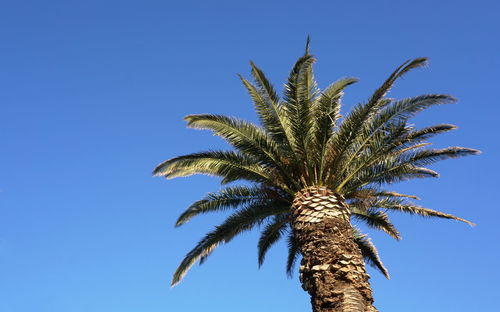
[292,187,378,312]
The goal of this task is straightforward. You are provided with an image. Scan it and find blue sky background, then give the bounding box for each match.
[0,0,498,311]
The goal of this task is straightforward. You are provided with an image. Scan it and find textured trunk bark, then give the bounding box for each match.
[291,187,378,312]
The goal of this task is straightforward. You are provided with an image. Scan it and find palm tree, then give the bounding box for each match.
[153,41,479,312]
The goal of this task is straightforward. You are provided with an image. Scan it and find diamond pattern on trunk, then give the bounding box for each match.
[292,186,350,229]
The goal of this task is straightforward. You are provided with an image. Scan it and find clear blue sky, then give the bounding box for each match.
[0,1,498,311]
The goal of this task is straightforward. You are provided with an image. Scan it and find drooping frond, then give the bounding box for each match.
[171,200,289,286]
[176,185,284,227]
[258,214,290,267]
[351,207,402,240]
[353,228,390,279]
[285,230,300,277]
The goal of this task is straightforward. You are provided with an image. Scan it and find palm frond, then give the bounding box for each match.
[153,150,274,184]
[286,230,300,277]
[239,73,290,147]
[176,185,281,227]
[372,198,474,226]
[171,200,289,286]
[351,207,402,240]
[308,78,358,181]
[368,58,428,107]
[333,95,455,189]
[258,214,290,267]
[282,54,317,165]
[406,124,457,142]
[353,228,390,279]
[341,145,478,192]
[407,147,481,167]
[184,114,283,165]
[325,58,428,180]
[375,191,420,200]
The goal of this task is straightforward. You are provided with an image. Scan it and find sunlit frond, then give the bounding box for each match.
[372,198,474,226]
[351,207,402,240]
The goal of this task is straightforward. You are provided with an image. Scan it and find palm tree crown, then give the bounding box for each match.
[154,42,479,287]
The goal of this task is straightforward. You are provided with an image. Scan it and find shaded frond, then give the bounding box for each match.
[407,147,481,167]
[176,185,282,227]
[351,207,402,240]
[333,95,455,189]
[171,200,289,286]
[258,214,290,267]
[286,230,300,277]
[353,228,390,279]
[368,58,428,107]
[406,124,457,142]
[325,58,429,180]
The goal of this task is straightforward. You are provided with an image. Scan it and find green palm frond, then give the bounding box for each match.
[333,95,456,189]
[258,214,290,267]
[282,54,318,163]
[176,185,283,227]
[184,114,284,166]
[351,207,402,240]
[285,230,300,277]
[153,151,274,185]
[308,78,358,182]
[325,58,428,180]
[239,73,291,148]
[405,124,457,142]
[406,147,480,167]
[368,58,428,107]
[372,198,474,226]
[353,228,390,279]
[341,145,478,192]
[375,191,420,200]
[171,200,289,286]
